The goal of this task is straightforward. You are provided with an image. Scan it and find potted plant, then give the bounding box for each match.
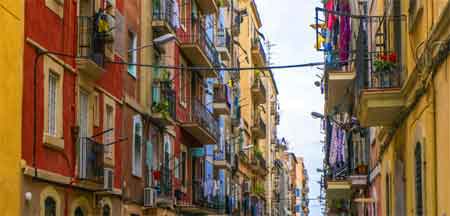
[373,52,398,88]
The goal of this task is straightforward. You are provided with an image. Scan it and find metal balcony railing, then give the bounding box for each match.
[216,28,231,51]
[213,84,231,106]
[155,166,173,198]
[77,16,106,67]
[252,76,267,102]
[252,37,267,62]
[152,81,176,120]
[178,19,220,66]
[78,137,104,183]
[152,0,177,29]
[363,15,405,89]
[254,115,266,134]
[190,99,220,141]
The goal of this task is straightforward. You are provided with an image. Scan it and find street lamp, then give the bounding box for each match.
[311,112,325,119]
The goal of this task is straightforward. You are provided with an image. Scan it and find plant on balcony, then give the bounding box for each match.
[372,52,399,88]
[253,182,265,195]
[152,99,170,119]
[254,148,263,159]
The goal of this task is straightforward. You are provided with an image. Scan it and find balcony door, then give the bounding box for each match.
[78,89,90,178]
[79,0,96,16]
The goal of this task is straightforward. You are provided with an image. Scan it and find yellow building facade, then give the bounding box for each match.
[0,0,24,215]
[237,0,278,214]
[365,0,450,215]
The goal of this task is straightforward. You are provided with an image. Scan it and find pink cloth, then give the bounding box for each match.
[326,0,335,31]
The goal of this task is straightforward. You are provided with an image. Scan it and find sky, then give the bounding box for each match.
[254,0,325,214]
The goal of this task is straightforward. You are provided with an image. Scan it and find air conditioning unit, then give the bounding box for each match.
[144,187,157,207]
[104,168,114,191]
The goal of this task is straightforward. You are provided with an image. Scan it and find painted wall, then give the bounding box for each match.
[370,0,450,215]
[0,0,24,215]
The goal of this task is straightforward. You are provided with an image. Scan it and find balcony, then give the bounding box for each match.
[77,16,107,80]
[152,0,177,36]
[151,81,176,126]
[196,0,219,14]
[213,146,232,170]
[251,115,266,139]
[251,38,266,66]
[213,84,231,116]
[357,15,406,127]
[177,180,225,214]
[251,76,267,105]
[181,99,219,144]
[178,19,220,78]
[324,65,356,114]
[357,65,405,127]
[326,180,351,200]
[154,166,173,206]
[78,137,104,184]
[215,28,231,61]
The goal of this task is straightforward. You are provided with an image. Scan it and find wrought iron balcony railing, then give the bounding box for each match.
[78,137,104,183]
[77,16,107,67]
[216,28,231,51]
[178,19,220,66]
[213,84,231,107]
[152,0,177,29]
[190,99,220,141]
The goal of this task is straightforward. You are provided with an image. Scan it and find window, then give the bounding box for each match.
[43,56,64,150]
[128,31,137,78]
[47,72,59,137]
[386,174,391,216]
[132,115,143,176]
[415,143,423,216]
[179,66,187,106]
[93,93,99,127]
[104,104,114,160]
[74,207,84,216]
[79,90,90,139]
[44,197,57,216]
[102,205,111,216]
[181,151,187,186]
[174,157,179,179]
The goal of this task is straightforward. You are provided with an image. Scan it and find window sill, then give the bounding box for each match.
[43,135,64,151]
[45,0,64,18]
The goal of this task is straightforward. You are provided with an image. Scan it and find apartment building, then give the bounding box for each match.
[318,0,450,215]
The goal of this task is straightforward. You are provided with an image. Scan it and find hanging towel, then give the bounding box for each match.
[339,1,351,63]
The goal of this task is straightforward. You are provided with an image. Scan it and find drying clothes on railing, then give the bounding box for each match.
[325,0,335,31]
[338,0,351,63]
[172,0,180,28]
[328,122,347,167]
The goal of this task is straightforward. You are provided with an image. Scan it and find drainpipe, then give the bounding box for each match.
[432,81,438,215]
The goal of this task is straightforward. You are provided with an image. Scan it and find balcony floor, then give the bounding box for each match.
[179,44,217,77]
[358,88,404,127]
[181,123,217,144]
[325,69,355,114]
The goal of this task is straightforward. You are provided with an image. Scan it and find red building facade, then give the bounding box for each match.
[22,0,124,215]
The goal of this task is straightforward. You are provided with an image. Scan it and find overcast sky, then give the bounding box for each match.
[255,0,325,214]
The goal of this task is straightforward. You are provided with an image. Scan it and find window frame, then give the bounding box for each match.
[179,66,187,107]
[40,186,61,216]
[414,142,424,216]
[132,115,143,177]
[103,95,116,165]
[127,31,138,78]
[43,56,64,150]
